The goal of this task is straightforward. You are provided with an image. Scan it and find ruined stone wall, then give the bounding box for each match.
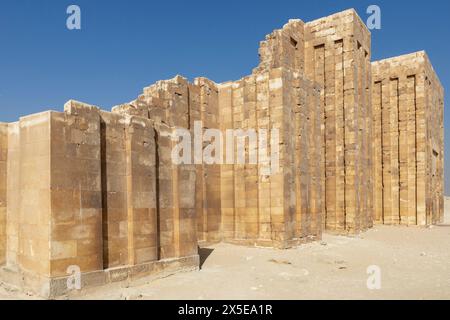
[111,19,323,248]
[195,78,221,243]
[118,76,218,245]
[292,73,324,243]
[49,103,103,277]
[445,197,450,221]
[98,111,129,268]
[0,100,198,296]
[254,19,305,74]
[6,122,20,267]
[372,51,444,225]
[0,123,7,265]
[12,112,52,277]
[305,9,373,234]
[103,100,199,264]
[218,69,323,247]
[4,109,103,278]
[152,122,197,259]
[424,57,445,225]
[218,19,323,247]
[0,8,445,297]
[120,82,205,256]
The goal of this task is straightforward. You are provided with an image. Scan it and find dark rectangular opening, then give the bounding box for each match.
[290,37,298,49]
[314,43,325,50]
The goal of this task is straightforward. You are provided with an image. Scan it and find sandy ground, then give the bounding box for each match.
[1,205,450,300]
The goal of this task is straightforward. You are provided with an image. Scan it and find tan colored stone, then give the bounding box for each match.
[372,51,444,226]
[0,8,444,297]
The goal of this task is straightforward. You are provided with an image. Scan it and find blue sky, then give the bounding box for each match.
[0,0,449,195]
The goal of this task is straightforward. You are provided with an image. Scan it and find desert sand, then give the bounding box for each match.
[2,214,450,300]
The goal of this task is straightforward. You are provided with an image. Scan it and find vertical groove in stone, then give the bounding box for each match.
[373,81,383,224]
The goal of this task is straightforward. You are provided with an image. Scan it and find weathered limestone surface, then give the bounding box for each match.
[195,78,222,243]
[1,112,53,292]
[0,8,445,297]
[445,197,450,222]
[305,9,373,234]
[50,104,103,277]
[0,123,7,266]
[218,70,322,248]
[134,76,223,244]
[372,51,444,226]
[217,17,323,247]
[6,122,20,268]
[0,101,199,297]
[98,110,129,268]
[17,112,52,276]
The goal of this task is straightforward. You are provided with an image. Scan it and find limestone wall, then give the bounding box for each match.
[424,56,445,225]
[445,197,450,223]
[153,122,197,259]
[16,112,52,276]
[218,68,322,247]
[0,101,197,285]
[254,19,305,74]
[6,122,20,267]
[372,51,444,226]
[98,108,160,268]
[0,123,7,265]
[217,19,322,246]
[50,102,104,277]
[194,78,221,243]
[98,111,129,268]
[110,18,323,247]
[305,9,373,234]
[115,76,217,245]
[0,8,445,296]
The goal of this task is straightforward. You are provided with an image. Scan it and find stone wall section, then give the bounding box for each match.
[372,51,444,225]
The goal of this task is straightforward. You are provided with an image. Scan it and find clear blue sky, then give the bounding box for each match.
[0,0,449,195]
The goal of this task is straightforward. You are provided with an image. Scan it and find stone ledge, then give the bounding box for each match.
[223,236,321,250]
[0,254,199,299]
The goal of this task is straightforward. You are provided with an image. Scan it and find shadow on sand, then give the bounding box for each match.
[198,247,215,269]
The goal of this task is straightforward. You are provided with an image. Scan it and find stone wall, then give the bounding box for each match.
[305,9,373,234]
[98,110,129,268]
[115,19,324,247]
[1,112,54,287]
[218,69,322,247]
[195,78,222,243]
[0,8,445,297]
[115,76,221,245]
[18,112,52,276]
[0,123,7,265]
[217,19,322,247]
[0,101,198,296]
[445,197,450,223]
[6,122,20,267]
[372,51,444,226]
[50,103,103,277]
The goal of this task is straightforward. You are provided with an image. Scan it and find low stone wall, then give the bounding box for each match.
[0,254,199,298]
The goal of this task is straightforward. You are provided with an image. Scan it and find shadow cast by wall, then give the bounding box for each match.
[198,247,214,269]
